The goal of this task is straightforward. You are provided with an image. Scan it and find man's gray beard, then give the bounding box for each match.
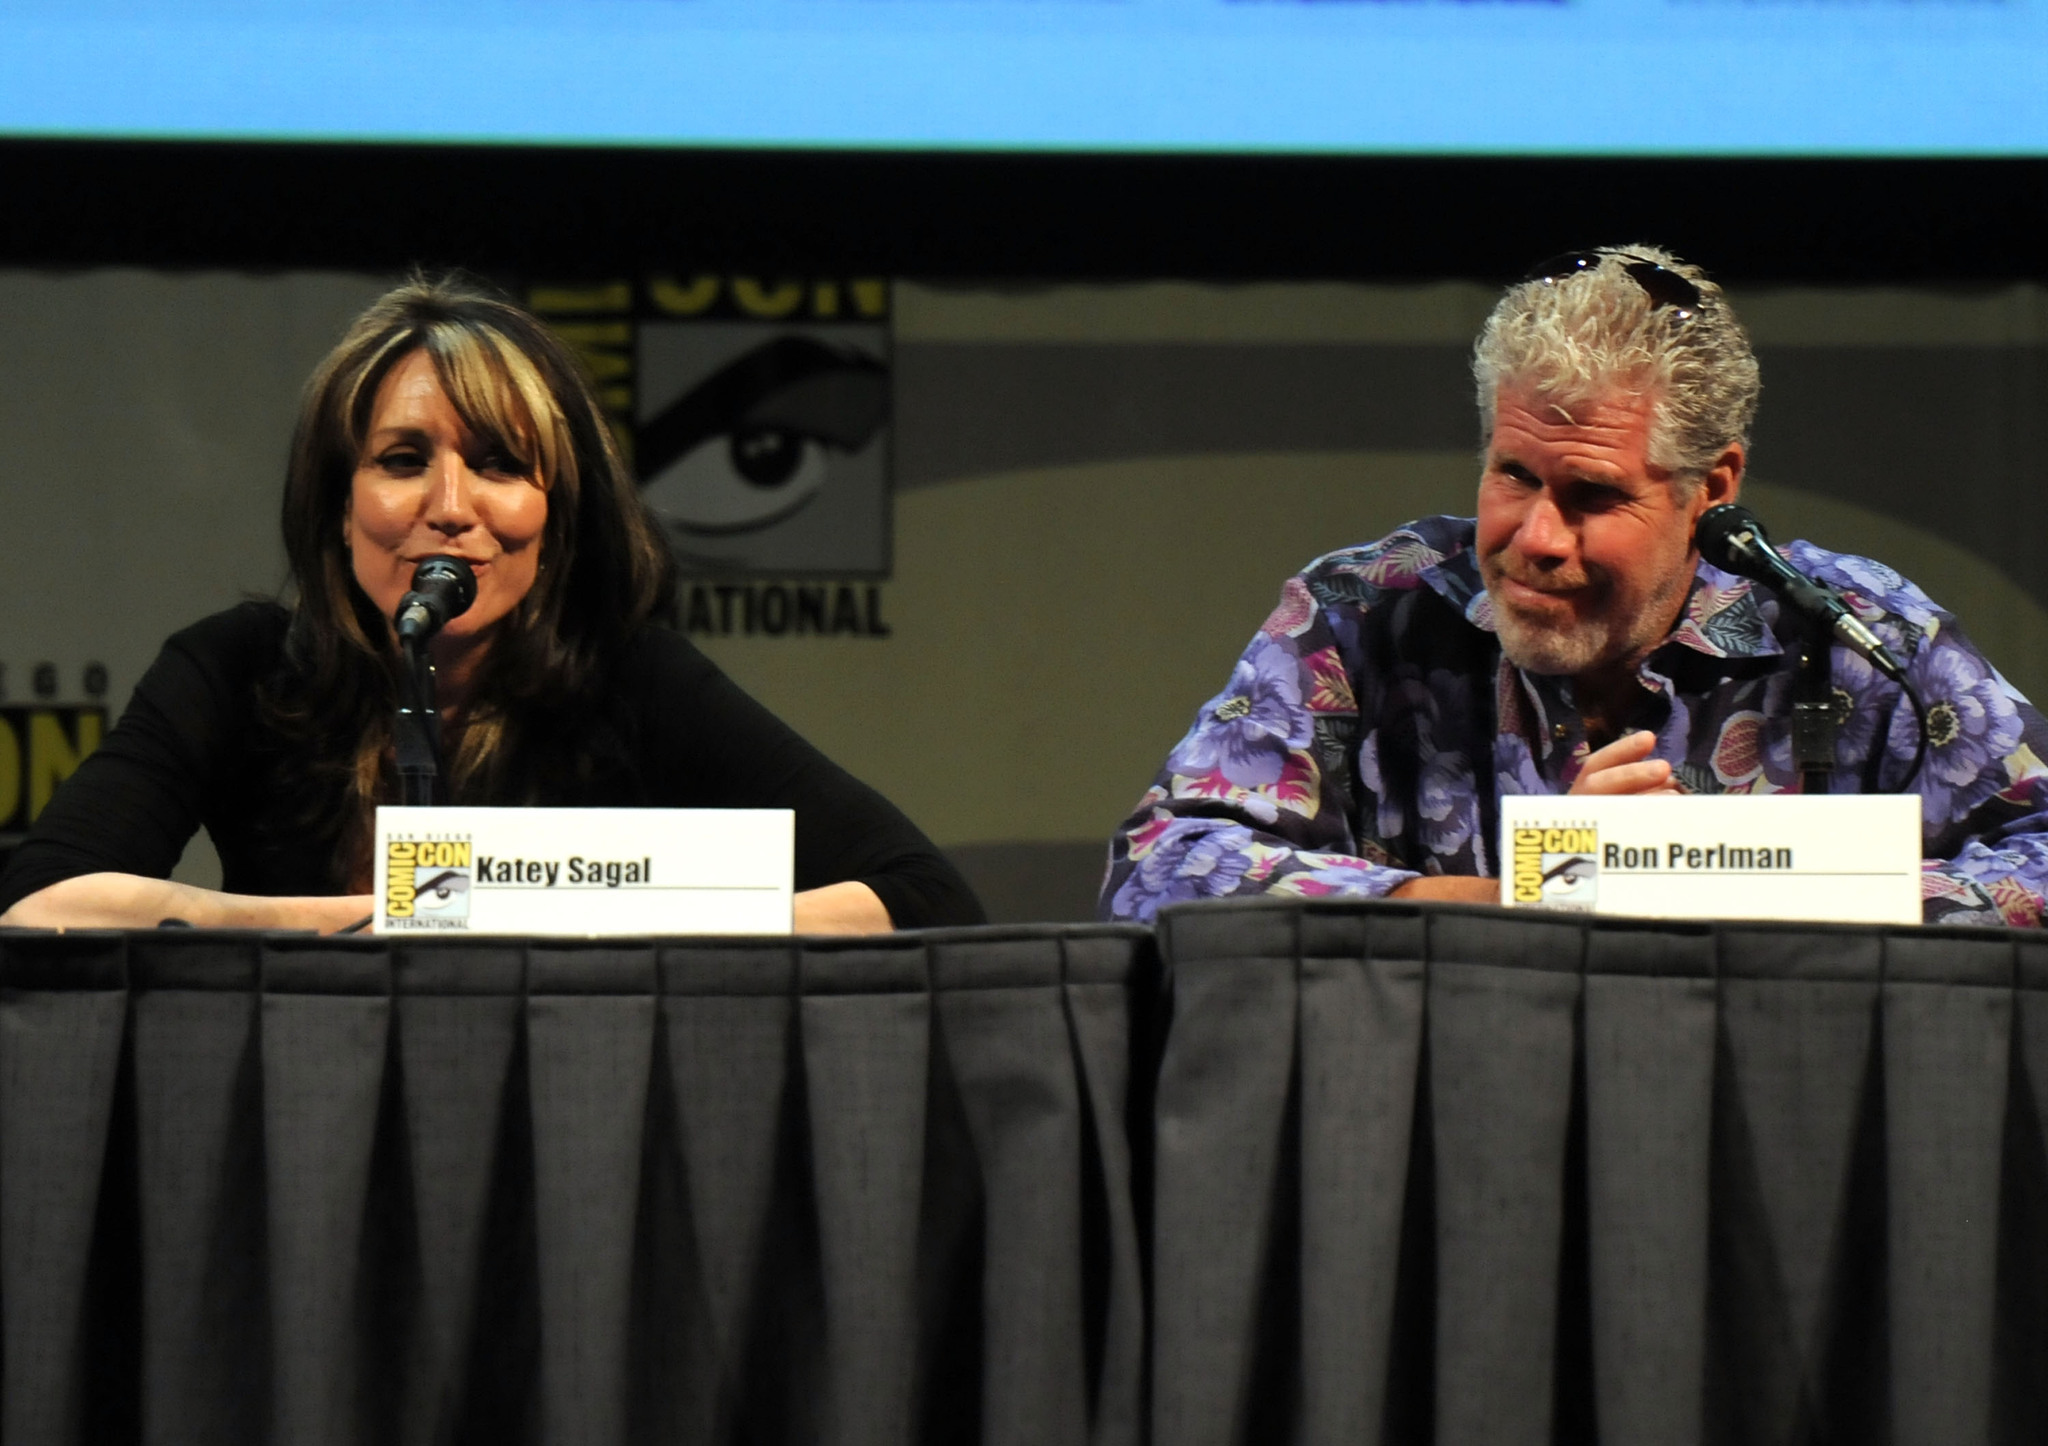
[1491,601,1617,676]
[1486,568,1689,679]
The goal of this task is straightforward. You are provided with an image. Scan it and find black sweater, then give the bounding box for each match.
[0,603,982,929]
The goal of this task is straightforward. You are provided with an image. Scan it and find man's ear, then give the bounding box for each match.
[1691,443,1744,521]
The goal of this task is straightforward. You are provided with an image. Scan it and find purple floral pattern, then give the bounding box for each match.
[1495,731,1546,797]
[1889,634,2025,824]
[1109,816,1258,924]
[1800,543,1938,628]
[1102,515,2048,926]
[1166,634,1314,791]
[1271,851,1400,899]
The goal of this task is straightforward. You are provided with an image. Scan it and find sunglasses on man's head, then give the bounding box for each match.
[1524,250,1705,319]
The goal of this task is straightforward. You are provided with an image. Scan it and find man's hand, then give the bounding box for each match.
[1389,875,1501,904]
[1569,729,1681,796]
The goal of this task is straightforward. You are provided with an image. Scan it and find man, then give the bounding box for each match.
[1101,247,2048,926]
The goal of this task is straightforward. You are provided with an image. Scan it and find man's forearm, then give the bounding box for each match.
[1388,875,1499,903]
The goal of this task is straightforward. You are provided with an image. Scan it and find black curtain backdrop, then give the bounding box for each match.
[5,904,2048,1443]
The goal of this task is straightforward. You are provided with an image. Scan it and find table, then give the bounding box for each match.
[1154,900,2048,1446]
[6,903,2046,1445]
[0,925,1150,1446]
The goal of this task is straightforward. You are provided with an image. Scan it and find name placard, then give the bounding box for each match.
[372,806,793,936]
[1497,794,1922,924]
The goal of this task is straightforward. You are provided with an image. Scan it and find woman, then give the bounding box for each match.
[0,276,980,934]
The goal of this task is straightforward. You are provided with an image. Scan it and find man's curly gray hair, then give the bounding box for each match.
[1473,245,1761,486]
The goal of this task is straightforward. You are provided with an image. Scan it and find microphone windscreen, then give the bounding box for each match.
[412,556,478,618]
[1693,503,1773,578]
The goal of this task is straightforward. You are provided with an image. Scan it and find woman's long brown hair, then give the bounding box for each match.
[264,274,676,886]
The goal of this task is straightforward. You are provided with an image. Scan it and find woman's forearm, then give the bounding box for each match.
[4,873,887,936]
[0,873,373,934]
[792,880,893,936]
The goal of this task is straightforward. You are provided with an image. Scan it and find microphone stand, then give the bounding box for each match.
[1791,613,1837,796]
[395,638,441,806]
[388,557,477,808]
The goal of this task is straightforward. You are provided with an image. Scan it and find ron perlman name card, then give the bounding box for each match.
[1498,793,1922,924]
[373,806,794,936]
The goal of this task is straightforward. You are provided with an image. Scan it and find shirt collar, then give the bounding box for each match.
[1420,533,1785,662]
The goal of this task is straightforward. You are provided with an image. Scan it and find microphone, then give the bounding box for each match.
[1694,504,1907,682]
[394,557,477,644]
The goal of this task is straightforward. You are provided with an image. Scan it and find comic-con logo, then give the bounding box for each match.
[529,277,892,580]
[0,703,103,847]
[638,333,887,541]
[1511,826,1598,909]
[383,838,474,923]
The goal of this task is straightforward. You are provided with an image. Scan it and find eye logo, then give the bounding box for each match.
[414,867,472,916]
[383,837,473,925]
[1511,825,1598,910]
[637,336,888,538]
[1539,852,1597,905]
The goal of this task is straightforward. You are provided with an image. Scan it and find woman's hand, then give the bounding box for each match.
[0,874,374,934]
[1569,730,1682,796]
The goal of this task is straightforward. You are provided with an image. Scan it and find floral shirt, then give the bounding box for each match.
[1102,515,2048,928]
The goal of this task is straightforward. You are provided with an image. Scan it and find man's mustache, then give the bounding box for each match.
[1484,559,1600,595]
